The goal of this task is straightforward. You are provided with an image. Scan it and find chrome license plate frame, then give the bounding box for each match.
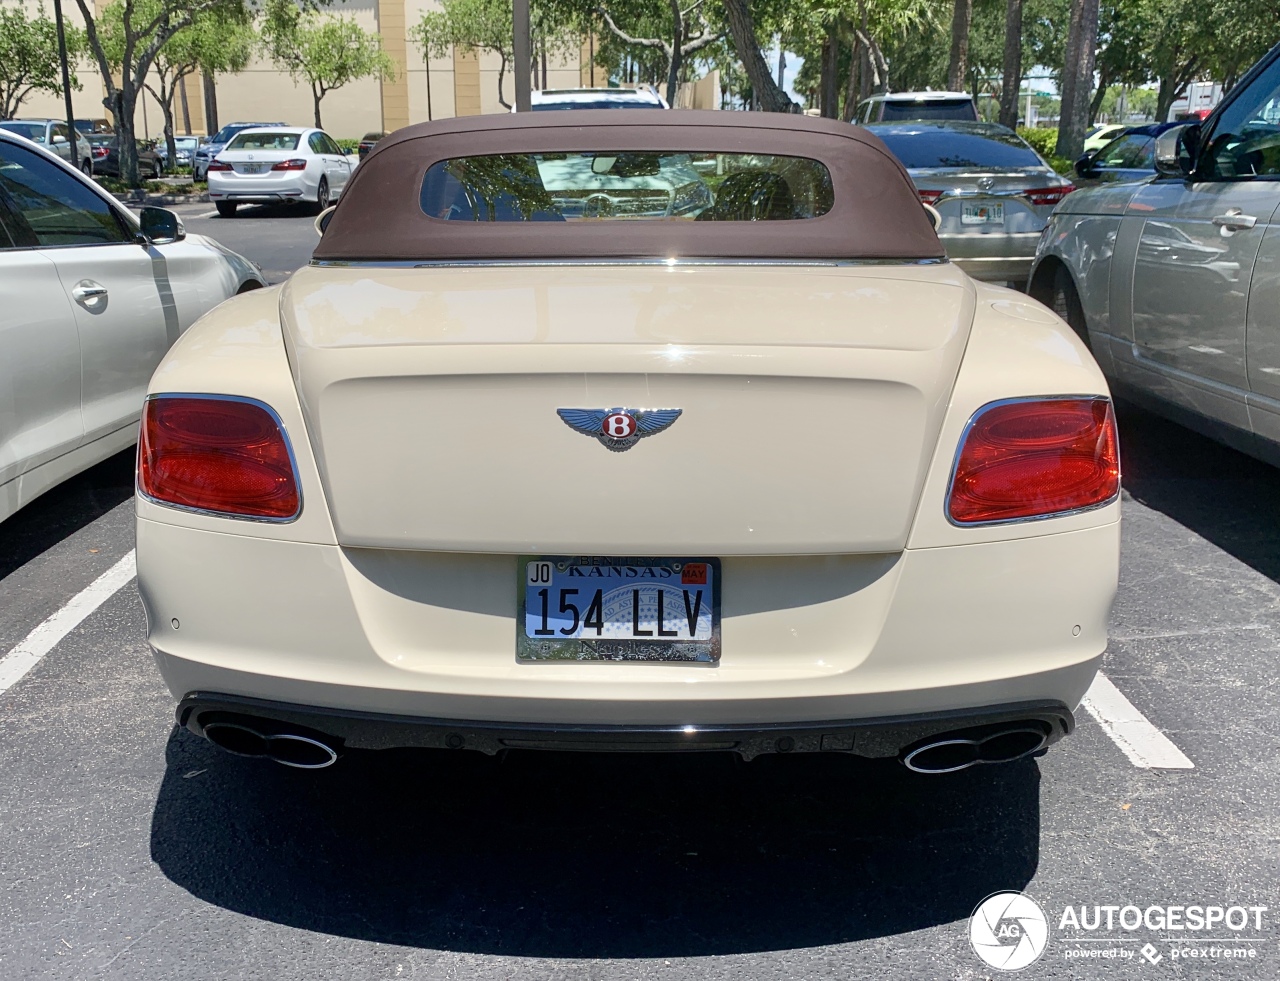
[517,556,721,663]
[241,163,264,175]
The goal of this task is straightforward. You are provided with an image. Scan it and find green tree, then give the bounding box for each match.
[413,0,577,109]
[75,0,243,184]
[100,0,254,168]
[262,0,396,128]
[594,0,724,105]
[0,4,83,120]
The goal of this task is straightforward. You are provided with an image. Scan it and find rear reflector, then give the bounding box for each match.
[271,158,308,171]
[948,398,1119,524]
[138,396,300,520]
[1025,184,1075,206]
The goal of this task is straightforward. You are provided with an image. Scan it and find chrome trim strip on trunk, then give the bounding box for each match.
[308,257,952,269]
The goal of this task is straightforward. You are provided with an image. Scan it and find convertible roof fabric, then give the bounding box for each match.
[312,110,944,262]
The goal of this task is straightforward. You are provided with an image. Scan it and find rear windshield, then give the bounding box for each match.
[420,152,834,221]
[879,99,977,122]
[0,122,46,142]
[875,129,1042,169]
[227,132,301,151]
[532,101,662,111]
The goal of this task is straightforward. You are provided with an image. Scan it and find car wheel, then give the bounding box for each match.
[1051,266,1091,351]
[81,159,93,178]
[314,177,329,215]
[216,202,238,218]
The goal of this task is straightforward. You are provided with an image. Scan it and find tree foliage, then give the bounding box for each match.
[99,0,254,165]
[0,4,83,121]
[262,0,396,128]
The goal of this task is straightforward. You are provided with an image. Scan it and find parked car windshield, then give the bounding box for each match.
[874,125,1043,169]
[226,132,301,151]
[532,101,663,111]
[0,122,47,142]
[878,99,976,122]
[420,151,834,221]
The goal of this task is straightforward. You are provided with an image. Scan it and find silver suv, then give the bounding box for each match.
[855,92,978,124]
[0,119,93,175]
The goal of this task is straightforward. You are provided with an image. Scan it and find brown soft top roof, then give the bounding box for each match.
[313,110,944,262]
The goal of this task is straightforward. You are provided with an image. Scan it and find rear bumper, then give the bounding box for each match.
[177,690,1075,760]
[140,516,1116,730]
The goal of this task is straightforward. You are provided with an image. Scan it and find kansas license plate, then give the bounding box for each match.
[961,201,1004,224]
[242,163,264,174]
[518,557,720,662]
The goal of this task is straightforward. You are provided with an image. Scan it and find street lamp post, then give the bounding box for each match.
[52,0,78,168]
[513,0,531,112]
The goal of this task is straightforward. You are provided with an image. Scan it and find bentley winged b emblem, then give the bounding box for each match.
[556,407,682,452]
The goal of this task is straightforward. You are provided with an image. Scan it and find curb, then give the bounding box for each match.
[113,191,209,206]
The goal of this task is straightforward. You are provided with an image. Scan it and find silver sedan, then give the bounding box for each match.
[866,121,1075,286]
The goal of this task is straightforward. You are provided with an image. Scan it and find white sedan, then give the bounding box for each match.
[0,129,264,524]
[206,127,352,218]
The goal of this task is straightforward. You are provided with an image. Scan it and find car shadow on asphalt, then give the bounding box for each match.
[0,449,135,582]
[1116,401,1280,584]
[151,728,1039,956]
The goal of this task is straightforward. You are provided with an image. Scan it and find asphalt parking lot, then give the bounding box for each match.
[3,217,1279,978]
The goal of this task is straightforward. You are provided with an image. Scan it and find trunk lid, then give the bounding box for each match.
[281,263,974,554]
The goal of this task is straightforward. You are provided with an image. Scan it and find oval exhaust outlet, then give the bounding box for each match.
[204,722,269,758]
[902,725,1050,774]
[266,733,339,769]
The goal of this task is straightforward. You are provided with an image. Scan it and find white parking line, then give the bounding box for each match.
[0,551,137,696]
[1081,672,1194,769]
[196,210,219,219]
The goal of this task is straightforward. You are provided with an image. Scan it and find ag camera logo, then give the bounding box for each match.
[970,891,1050,971]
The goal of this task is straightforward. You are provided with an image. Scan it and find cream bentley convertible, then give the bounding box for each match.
[136,112,1120,774]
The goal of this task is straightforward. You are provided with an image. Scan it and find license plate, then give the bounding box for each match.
[518,557,720,662]
[962,201,1004,224]
[241,163,264,174]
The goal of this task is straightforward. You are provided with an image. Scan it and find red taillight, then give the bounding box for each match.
[206,160,233,172]
[138,397,300,520]
[1025,184,1074,206]
[92,146,110,159]
[271,158,308,171]
[918,188,944,205]
[948,398,1119,524]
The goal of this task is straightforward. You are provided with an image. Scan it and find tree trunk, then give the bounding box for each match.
[203,71,219,135]
[946,0,972,92]
[117,80,141,187]
[312,82,323,128]
[497,53,511,110]
[179,73,192,135]
[842,36,861,121]
[721,0,794,112]
[819,23,839,118]
[148,76,178,173]
[998,0,1022,129]
[665,0,683,106]
[1088,69,1109,125]
[1156,75,1177,123]
[1055,0,1098,159]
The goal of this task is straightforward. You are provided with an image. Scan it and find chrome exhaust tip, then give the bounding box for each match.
[201,720,338,769]
[901,725,1049,774]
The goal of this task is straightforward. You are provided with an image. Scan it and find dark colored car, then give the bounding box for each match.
[1073,122,1186,184]
[357,131,386,159]
[88,136,166,179]
[74,118,114,135]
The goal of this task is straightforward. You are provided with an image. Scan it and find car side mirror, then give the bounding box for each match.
[314,204,337,237]
[139,206,185,245]
[1073,153,1098,178]
[1155,123,1198,178]
[52,134,67,145]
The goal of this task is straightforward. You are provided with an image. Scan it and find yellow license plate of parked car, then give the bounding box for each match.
[962,201,1004,224]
